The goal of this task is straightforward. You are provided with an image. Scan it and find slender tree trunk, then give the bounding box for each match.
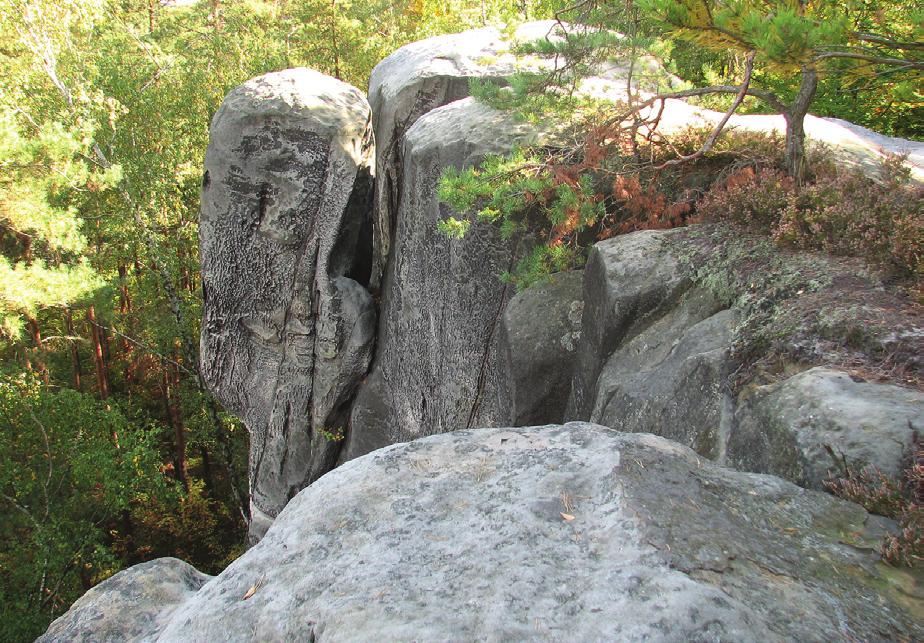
[210,0,222,32]
[64,308,82,391]
[329,0,342,79]
[26,316,49,384]
[87,306,109,400]
[199,445,216,497]
[16,232,32,262]
[118,265,132,314]
[162,368,188,491]
[784,66,818,185]
[100,319,112,373]
[118,264,136,385]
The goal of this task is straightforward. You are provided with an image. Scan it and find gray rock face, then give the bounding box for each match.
[343,98,538,460]
[38,558,210,643]
[199,68,375,541]
[565,230,695,421]
[46,425,922,642]
[563,229,740,460]
[499,270,584,426]
[591,287,738,459]
[729,367,923,489]
[366,21,563,288]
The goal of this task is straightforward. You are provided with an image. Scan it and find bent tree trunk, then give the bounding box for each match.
[784,66,818,184]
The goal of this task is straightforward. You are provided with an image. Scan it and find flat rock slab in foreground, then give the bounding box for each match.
[44,424,922,642]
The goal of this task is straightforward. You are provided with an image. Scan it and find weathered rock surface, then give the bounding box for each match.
[729,367,924,489]
[342,98,538,461]
[591,288,738,460]
[199,68,375,541]
[45,424,923,642]
[566,229,697,421]
[564,228,924,485]
[366,22,555,288]
[39,558,210,643]
[499,270,584,426]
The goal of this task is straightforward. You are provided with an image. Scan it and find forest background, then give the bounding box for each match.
[0,0,919,640]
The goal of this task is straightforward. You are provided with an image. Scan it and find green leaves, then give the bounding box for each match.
[0,372,167,640]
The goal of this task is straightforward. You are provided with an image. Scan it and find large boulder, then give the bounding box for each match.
[343,98,537,460]
[728,367,924,489]
[562,228,741,460]
[565,229,697,421]
[46,424,922,642]
[199,68,376,541]
[590,287,738,459]
[38,558,209,643]
[499,270,584,426]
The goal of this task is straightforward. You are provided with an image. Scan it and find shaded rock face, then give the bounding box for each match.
[343,99,538,460]
[565,229,737,460]
[591,287,737,459]
[39,558,210,643]
[499,270,584,426]
[565,230,693,421]
[44,425,923,642]
[199,68,375,541]
[729,367,923,489]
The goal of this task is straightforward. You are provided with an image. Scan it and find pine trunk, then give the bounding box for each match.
[64,308,82,391]
[162,369,189,490]
[87,306,109,400]
[27,316,49,385]
[784,66,818,185]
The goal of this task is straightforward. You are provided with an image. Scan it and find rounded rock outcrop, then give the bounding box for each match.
[43,424,923,642]
[199,68,375,542]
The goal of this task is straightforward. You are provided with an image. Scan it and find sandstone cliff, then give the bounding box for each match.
[46,23,923,641]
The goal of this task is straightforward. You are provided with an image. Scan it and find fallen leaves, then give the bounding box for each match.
[242,577,265,600]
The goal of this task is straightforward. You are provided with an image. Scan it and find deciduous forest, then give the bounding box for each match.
[1,1,920,639]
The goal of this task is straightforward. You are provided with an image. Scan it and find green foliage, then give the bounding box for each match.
[316,426,345,442]
[438,146,610,289]
[0,372,167,641]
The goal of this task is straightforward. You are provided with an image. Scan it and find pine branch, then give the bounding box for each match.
[655,51,757,170]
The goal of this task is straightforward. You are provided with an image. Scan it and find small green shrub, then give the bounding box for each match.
[316,426,345,442]
[698,154,923,278]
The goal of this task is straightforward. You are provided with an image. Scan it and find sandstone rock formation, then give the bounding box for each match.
[38,558,209,643]
[590,290,737,459]
[364,20,677,287]
[499,270,584,425]
[366,22,557,288]
[199,68,375,541]
[729,367,923,489]
[343,98,537,460]
[564,229,923,483]
[42,424,922,642]
[565,229,700,420]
